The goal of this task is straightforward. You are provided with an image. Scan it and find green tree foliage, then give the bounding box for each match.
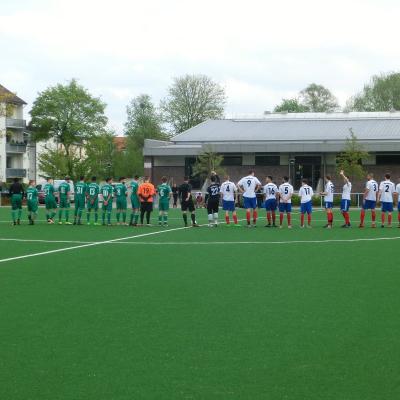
[30,79,108,176]
[273,98,310,113]
[38,148,84,179]
[125,94,166,148]
[299,83,339,112]
[336,130,370,180]
[161,74,226,133]
[346,72,400,111]
[192,147,225,181]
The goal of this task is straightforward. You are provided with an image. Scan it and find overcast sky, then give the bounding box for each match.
[1,0,400,134]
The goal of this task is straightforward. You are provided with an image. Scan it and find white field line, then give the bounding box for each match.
[2,236,400,246]
[0,225,190,264]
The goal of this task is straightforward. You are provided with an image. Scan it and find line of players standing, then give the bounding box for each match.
[203,169,400,229]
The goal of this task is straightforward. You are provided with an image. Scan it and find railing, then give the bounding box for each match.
[5,118,26,129]
[6,143,27,153]
[6,168,27,178]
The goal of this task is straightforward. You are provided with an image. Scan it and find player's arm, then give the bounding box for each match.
[363,186,369,201]
[340,170,350,184]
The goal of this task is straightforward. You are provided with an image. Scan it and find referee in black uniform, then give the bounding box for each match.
[9,178,24,225]
[178,177,199,227]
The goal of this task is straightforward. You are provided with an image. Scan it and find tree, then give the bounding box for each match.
[125,94,166,148]
[192,147,225,182]
[30,79,108,176]
[346,72,400,111]
[299,83,339,112]
[336,129,370,181]
[161,74,226,133]
[38,148,84,179]
[274,98,309,113]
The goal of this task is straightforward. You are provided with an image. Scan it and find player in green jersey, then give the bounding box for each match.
[9,178,24,225]
[58,177,72,225]
[129,175,140,226]
[26,180,39,225]
[115,177,128,225]
[43,177,57,223]
[101,177,114,226]
[86,176,100,225]
[157,176,172,226]
[73,176,87,225]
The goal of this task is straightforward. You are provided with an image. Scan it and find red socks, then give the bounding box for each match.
[246,211,251,223]
[381,213,385,224]
[287,213,291,225]
[272,211,276,224]
[327,213,333,224]
[225,215,230,224]
[280,213,284,225]
[371,210,376,222]
[301,214,304,226]
[233,214,238,224]
[342,211,350,225]
[360,209,365,225]
[253,210,257,224]
[267,212,271,224]
[388,214,392,225]
[308,214,312,225]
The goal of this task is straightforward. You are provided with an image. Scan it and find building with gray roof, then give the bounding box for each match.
[143,112,400,190]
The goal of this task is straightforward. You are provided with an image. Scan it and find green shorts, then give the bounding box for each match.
[75,196,86,210]
[11,194,22,210]
[116,198,127,210]
[59,197,70,208]
[159,200,170,211]
[131,195,140,209]
[27,200,38,213]
[45,197,57,210]
[102,200,113,212]
[87,198,99,211]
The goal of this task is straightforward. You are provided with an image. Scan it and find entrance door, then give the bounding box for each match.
[294,156,321,189]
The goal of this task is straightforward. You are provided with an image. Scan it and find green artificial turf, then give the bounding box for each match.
[0,206,400,399]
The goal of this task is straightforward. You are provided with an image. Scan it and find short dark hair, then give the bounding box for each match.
[267,175,273,181]
[326,175,331,180]
[29,179,35,185]
[134,175,139,180]
[119,177,125,182]
[210,176,216,183]
[91,176,97,181]
[161,176,167,183]
[106,177,112,182]
[47,176,52,181]
[385,173,391,179]
[283,176,289,182]
[248,169,255,175]
[302,178,308,184]
[144,176,150,181]
[65,176,70,181]
[80,176,85,181]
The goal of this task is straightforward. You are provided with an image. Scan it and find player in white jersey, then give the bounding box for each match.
[238,170,261,227]
[220,175,239,226]
[319,175,335,228]
[298,179,314,228]
[360,173,378,228]
[263,176,278,227]
[339,170,352,228]
[396,178,400,228]
[278,176,294,228]
[378,173,395,228]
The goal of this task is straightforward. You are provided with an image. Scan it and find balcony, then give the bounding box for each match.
[6,168,27,178]
[5,118,26,129]
[6,143,27,153]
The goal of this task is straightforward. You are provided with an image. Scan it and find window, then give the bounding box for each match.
[376,154,400,165]
[221,156,242,166]
[255,155,280,166]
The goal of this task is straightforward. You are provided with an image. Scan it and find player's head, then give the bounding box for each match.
[29,179,35,186]
[210,175,216,183]
[325,175,331,182]
[144,176,150,182]
[367,172,373,180]
[161,176,167,183]
[80,175,85,182]
[119,177,125,182]
[266,175,273,183]
[224,175,230,181]
[282,176,289,183]
[65,176,70,182]
[184,176,189,182]
[134,175,139,180]
[302,178,308,185]
[46,176,53,183]
[211,170,216,176]
[91,176,97,182]
[248,169,255,176]
[106,177,112,183]
[385,173,391,180]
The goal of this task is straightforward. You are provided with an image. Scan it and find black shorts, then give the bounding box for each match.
[181,199,195,212]
[207,199,219,214]
[140,202,153,212]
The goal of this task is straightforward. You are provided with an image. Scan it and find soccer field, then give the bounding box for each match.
[0,206,400,400]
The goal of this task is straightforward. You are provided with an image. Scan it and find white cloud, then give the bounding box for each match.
[1,0,400,132]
